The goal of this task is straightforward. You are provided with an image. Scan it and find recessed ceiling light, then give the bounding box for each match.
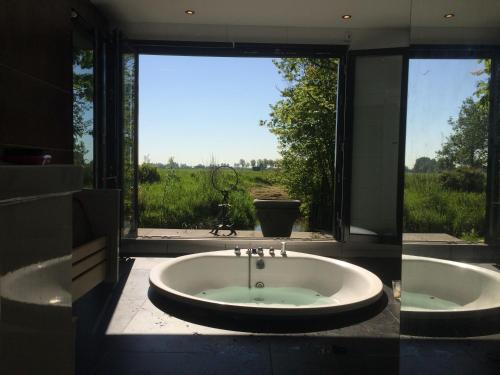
[444,13,455,19]
[341,15,352,20]
[185,9,195,15]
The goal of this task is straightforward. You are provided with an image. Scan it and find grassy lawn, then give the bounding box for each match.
[138,168,287,229]
[139,168,486,241]
[404,173,485,241]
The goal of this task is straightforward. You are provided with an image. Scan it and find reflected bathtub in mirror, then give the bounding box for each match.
[401,255,500,336]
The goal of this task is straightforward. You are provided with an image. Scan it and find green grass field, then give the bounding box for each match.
[138,168,287,229]
[139,167,486,241]
[403,173,485,241]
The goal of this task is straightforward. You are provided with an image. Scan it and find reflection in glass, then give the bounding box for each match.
[72,25,95,188]
[405,59,490,243]
[122,53,137,236]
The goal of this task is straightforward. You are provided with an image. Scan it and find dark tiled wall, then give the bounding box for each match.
[0,0,73,163]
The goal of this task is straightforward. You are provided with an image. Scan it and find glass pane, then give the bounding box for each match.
[349,55,403,241]
[137,56,339,239]
[72,24,94,187]
[489,60,500,242]
[404,59,490,243]
[122,52,137,236]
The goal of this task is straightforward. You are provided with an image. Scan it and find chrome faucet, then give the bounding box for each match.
[246,248,253,288]
[269,247,275,256]
[257,247,264,257]
[234,245,240,256]
[281,241,287,256]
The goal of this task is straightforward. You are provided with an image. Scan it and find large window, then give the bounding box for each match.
[137,55,339,239]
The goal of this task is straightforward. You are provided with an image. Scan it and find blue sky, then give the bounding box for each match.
[406,59,487,168]
[139,55,285,165]
[138,55,487,167]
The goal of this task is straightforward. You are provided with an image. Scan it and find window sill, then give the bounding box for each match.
[121,236,402,258]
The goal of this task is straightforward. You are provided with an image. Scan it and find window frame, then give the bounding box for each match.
[71,9,109,189]
[121,40,348,243]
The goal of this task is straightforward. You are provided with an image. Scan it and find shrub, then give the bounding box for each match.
[404,173,485,240]
[139,163,161,184]
[439,167,486,193]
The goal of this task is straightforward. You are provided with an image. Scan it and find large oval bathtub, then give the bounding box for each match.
[149,250,383,316]
[401,255,500,335]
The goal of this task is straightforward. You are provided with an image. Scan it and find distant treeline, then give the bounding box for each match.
[142,156,278,170]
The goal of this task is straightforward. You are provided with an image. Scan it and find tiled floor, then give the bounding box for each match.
[400,335,500,375]
[82,257,400,375]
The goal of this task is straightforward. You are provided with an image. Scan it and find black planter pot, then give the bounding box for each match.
[253,199,301,237]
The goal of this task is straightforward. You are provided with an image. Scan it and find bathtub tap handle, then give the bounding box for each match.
[234,246,240,256]
[246,248,252,255]
[257,247,264,257]
[281,241,287,256]
[269,247,275,256]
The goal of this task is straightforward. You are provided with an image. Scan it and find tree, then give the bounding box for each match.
[73,48,94,187]
[413,157,437,173]
[167,156,179,169]
[261,58,338,228]
[436,97,488,169]
[250,159,256,167]
[436,60,490,170]
[239,159,246,168]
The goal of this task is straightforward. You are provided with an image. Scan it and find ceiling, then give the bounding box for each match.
[91,0,411,29]
[91,0,500,44]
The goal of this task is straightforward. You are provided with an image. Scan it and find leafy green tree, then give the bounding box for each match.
[261,58,338,228]
[167,156,179,169]
[436,97,489,169]
[121,53,138,231]
[413,157,437,173]
[436,60,490,170]
[72,48,94,186]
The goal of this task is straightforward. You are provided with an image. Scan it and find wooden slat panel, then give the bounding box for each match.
[72,236,106,263]
[72,249,106,279]
[72,261,106,301]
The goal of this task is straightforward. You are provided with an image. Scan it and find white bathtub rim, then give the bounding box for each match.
[401,254,500,315]
[149,250,384,315]
[1,255,71,307]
